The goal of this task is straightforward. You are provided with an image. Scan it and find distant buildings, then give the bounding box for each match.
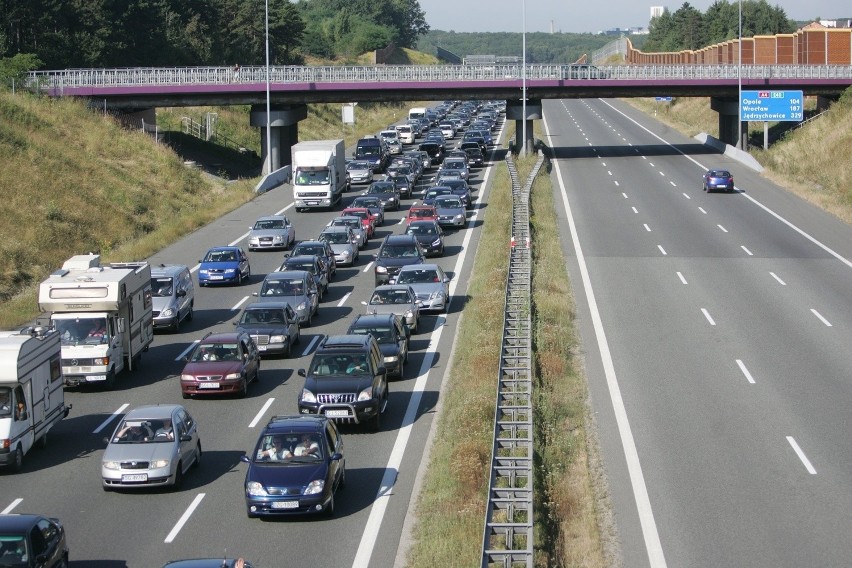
[650,6,665,19]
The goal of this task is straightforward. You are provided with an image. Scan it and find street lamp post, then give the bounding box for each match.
[521,0,527,156]
[265,0,272,174]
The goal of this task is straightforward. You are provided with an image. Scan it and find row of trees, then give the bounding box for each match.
[644,0,796,52]
[0,0,428,70]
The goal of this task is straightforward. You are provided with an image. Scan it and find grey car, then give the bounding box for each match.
[318,226,359,266]
[346,160,374,185]
[434,195,467,229]
[254,270,319,326]
[235,301,301,357]
[102,404,201,490]
[328,216,367,249]
[395,264,451,313]
[363,284,420,333]
[248,215,295,251]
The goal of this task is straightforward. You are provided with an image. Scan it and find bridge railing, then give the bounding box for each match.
[24,64,852,91]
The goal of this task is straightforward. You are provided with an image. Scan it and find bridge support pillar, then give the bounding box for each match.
[711,97,747,149]
[250,104,308,172]
[506,99,542,154]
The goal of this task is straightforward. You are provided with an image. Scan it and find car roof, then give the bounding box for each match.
[374,284,414,292]
[264,414,328,434]
[208,246,240,252]
[255,215,286,221]
[294,240,327,247]
[264,270,309,281]
[399,263,440,272]
[0,513,48,532]
[125,404,184,420]
[244,301,291,311]
[151,264,189,278]
[350,313,399,327]
[285,255,319,263]
[199,332,244,344]
[383,234,418,244]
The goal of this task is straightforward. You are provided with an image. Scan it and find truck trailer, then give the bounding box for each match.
[38,254,154,389]
[292,139,349,212]
[0,327,71,472]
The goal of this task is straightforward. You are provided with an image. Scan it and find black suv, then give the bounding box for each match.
[297,335,388,431]
[346,313,409,379]
[374,234,426,286]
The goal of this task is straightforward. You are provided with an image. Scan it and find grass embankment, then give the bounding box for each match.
[405,145,607,567]
[628,91,852,224]
[0,91,418,326]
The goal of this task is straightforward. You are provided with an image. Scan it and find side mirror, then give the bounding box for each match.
[239,454,250,463]
[252,292,259,297]
[180,434,192,442]
[331,452,343,462]
[297,369,306,377]
[376,366,387,376]
[177,289,186,297]
[360,301,368,306]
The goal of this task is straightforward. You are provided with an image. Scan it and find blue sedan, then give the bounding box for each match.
[197,246,251,286]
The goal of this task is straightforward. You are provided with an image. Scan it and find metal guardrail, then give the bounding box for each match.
[481,150,545,568]
[24,63,852,90]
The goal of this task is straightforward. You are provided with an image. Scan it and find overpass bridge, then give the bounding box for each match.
[27,64,852,167]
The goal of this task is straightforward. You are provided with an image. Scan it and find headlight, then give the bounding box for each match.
[296,301,308,311]
[404,309,414,318]
[103,461,120,470]
[180,374,195,381]
[376,265,388,274]
[93,357,110,366]
[431,239,441,247]
[224,268,236,273]
[358,386,374,401]
[225,372,241,380]
[270,335,286,343]
[161,308,175,317]
[301,388,316,403]
[247,481,268,497]
[304,479,325,495]
[151,459,169,469]
[199,269,208,275]
[384,356,398,363]
[273,235,284,242]
[455,214,464,221]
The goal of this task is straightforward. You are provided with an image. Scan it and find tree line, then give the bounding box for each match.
[644,0,797,52]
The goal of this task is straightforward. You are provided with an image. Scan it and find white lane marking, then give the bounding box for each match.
[676,272,687,285]
[736,359,756,384]
[717,225,728,233]
[600,99,852,270]
[658,245,667,256]
[362,261,374,273]
[649,162,654,166]
[701,308,716,326]
[614,180,620,186]
[770,272,787,285]
[2,499,23,514]
[249,398,275,428]
[659,171,665,176]
[698,207,708,214]
[670,181,676,187]
[601,162,607,166]
[93,404,129,434]
[164,493,206,543]
[810,309,832,327]
[644,224,652,232]
[397,217,405,225]
[176,340,200,362]
[608,171,613,176]
[301,335,320,357]
[632,207,639,214]
[232,296,250,311]
[682,193,691,200]
[741,246,753,256]
[337,291,352,307]
[786,437,817,474]
[547,116,668,568]
[622,193,629,199]
[229,234,248,247]
[275,203,295,215]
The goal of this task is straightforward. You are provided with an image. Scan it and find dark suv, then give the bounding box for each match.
[374,234,426,286]
[346,313,409,379]
[297,335,388,431]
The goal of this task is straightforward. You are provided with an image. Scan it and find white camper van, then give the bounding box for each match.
[0,327,70,472]
[38,254,154,389]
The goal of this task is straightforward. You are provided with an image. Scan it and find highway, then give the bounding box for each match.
[544,98,852,567]
[0,129,503,567]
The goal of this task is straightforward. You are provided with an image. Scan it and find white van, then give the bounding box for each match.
[396,124,415,145]
[151,264,195,332]
[408,107,427,122]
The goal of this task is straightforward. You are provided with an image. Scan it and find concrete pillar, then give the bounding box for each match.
[711,97,747,149]
[506,99,542,154]
[816,95,837,112]
[250,104,308,171]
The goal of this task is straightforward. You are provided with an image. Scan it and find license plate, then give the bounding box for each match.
[198,382,220,389]
[716,184,727,187]
[122,474,147,482]
[258,345,267,351]
[87,375,107,381]
[209,275,223,280]
[307,201,319,205]
[325,409,350,418]
[272,500,299,509]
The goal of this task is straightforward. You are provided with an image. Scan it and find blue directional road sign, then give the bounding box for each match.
[655,96,672,102]
[740,90,803,121]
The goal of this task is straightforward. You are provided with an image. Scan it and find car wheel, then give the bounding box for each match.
[182,391,190,400]
[173,314,180,333]
[187,302,194,321]
[173,463,184,488]
[247,508,258,519]
[10,445,23,472]
[37,433,48,450]
[396,358,404,379]
[338,464,346,489]
[325,491,335,517]
[371,408,382,432]
[103,368,116,391]
[239,377,248,398]
[237,272,243,286]
[193,443,202,468]
[294,328,301,345]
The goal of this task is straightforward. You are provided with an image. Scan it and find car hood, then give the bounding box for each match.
[237,324,291,335]
[328,243,354,254]
[183,361,245,376]
[399,282,443,296]
[250,229,286,238]
[377,257,422,268]
[367,304,415,317]
[256,294,309,306]
[152,296,176,312]
[436,206,465,216]
[305,375,374,394]
[247,460,328,488]
[200,261,240,270]
[103,439,176,463]
[379,343,401,357]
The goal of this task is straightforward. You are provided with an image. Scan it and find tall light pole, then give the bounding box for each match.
[521,0,527,156]
[737,0,742,149]
[265,0,272,174]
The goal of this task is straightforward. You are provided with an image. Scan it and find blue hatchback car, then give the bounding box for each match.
[240,415,345,517]
[197,246,251,286]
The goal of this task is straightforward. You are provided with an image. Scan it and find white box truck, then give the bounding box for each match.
[292,139,349,212]
[38,254,154,389]
[0,327,71,472]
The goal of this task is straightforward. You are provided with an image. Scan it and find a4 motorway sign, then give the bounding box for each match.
[740,90,804,121]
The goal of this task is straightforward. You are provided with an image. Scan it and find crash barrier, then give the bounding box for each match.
[480,150,545,567]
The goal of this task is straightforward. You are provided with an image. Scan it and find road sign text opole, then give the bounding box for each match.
[741,90,803,121]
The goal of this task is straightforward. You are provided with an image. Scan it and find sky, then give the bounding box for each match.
[416,0,850,34]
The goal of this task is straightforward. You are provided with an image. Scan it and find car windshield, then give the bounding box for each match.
[111,418,173,443]
[191,343,240,362]
[397,269,440,284]
[426,190,450,200]
[345,211,369,220]
[357,146,381,157]
[380,245,419,258]
[151,277,174,297]
[240,309,285,325]
[350,326,394,344]
[710,170,731,177]
[294,244,324,257]
[352,198,378,209]
[409,209,435,219]
[407,224,438,236]
[295,170,330,185]
[55,317,109,346]
[204,249,237,262]
[285,261,315,274]
[253,219,286,230]
[320,231,349,244]
[435,197,463,209]
[0,534,29,561]
[261,280,305,296]
[332,219,359,230]
[347,161,370,170]
[367,184,394,194]
[370,289,412,305]
[309,354,369,377]
[254,433,323,463]
[0,387,11,418]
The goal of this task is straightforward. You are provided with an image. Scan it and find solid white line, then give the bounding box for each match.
[1,499,23,514]
[736,359,756,384]
[164,493,206,543]
[676,272,687,285]
[231,296,250,311]
[229,233,249,247]
[717,225,728,233]
[275,203,295,215]
[644,224,652,232]
[701,308,716,326]
[249,398,275,428]
[810,309,832,327]
[301,335,320,357]
[741,246,753,256]
[176,340,200,362]
[657,245,667,256]
[769,272,787,285]
[362,261,374,273]
[548,115,668,567]
[786,437,817,474]
[93,404,129,434]
[337,291,352,307]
